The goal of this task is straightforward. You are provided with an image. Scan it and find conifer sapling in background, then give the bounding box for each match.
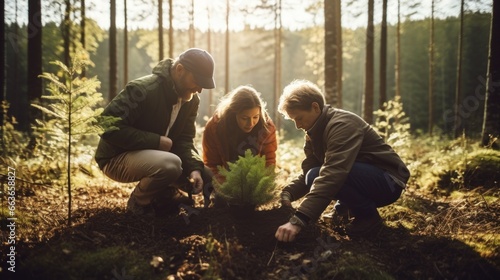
[32,51,119,225]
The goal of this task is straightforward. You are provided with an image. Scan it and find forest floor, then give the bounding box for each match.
[1,177,500,279]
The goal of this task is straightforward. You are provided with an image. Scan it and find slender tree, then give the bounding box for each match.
[123,0,128,86]
[225,0,230,94]
[454,0,465,138]
[428,0,435,135]
[35,54,119,226]
[109,0,118,101]
[207,4,213,115]
[1,0,5,117]
[81,0,86,77]
[159,0,164,60]
[363,0,375,123]
[1,0,4,140]
[189,0,195,48]
[168,0,173,58]
[10,1,21,128]
[0,47,3,154]
[379,0,387,108]
[63,0,71,67]
[28,0,42,100]
[324,0,342,108]
[395,0,401,98]
[481,0,500,149]
[273,0,282,129]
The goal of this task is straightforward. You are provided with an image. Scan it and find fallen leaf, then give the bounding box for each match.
[288,253,303,261]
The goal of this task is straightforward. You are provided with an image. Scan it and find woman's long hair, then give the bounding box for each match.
[213,86,272,160]
[214,85,270,132]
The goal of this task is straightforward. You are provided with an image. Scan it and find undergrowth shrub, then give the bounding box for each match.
[213,149,277,206]
[437,145,500,190]
[1,102,31,159]
[373,96,412,163]
[0,102,35,184]
[406,131,500,192]
[373,96,418,187]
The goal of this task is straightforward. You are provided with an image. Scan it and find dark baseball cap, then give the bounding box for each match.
[178,48,216,89]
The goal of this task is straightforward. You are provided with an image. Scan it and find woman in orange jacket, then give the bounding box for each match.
[202,85,278,207]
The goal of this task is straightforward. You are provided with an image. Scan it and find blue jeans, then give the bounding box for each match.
[305,162,403,218]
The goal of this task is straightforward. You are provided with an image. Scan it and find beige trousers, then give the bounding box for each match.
[103,149,184,205]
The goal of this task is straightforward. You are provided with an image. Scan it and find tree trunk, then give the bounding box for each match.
[63,0,71,67]
[9,2,22,129]
[324,0,342,108]
[168,0,173,58]
[81,0,86,77]
[123,0,128,86]
[395,0,401,98]
[158,0,164,60]
[189,0,195,48]
[454,0,464,138]
[273,0,282,130]
[428,0,435,135]
[363,0,375,124]
[109,0,118,101]
[379,0,387,109]
[1,0,4,129]
[207,5,213,115]
[28,0,42,100]
[481,0,500,149]
[225,0,230,94]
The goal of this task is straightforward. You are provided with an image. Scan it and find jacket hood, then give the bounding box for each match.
[152,59,174,78]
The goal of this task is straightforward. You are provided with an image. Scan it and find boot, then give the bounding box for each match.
[345,210,383,237]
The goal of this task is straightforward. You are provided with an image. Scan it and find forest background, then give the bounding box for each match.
[2,0,494,140]
[1,0,499,278]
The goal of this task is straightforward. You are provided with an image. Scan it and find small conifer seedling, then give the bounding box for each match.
[213,149,277,207]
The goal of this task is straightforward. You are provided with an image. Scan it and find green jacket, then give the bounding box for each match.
[283,105,410,222]
[94,59,204,175]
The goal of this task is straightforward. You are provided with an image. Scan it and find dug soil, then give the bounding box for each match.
[1,184,499,280]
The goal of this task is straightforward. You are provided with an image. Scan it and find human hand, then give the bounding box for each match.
[159,136,173,151]
[275,222,301,242]
[189,170,203,194]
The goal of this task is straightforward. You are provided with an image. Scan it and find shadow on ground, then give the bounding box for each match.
[4,200,499,280]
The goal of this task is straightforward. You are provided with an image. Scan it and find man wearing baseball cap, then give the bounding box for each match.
[95,48,215,217]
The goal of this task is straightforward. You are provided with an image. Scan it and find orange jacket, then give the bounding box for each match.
[202,114,277,184]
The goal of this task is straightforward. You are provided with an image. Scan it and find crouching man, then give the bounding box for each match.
[275,80,410,241]
[95,48,215,217]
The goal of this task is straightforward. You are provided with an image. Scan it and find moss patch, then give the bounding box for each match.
[17,243,161,280]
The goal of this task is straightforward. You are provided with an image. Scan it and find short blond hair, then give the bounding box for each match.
[278,79,325,118]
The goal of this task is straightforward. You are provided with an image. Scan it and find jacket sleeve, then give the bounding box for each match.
[202,117,226,184]
[298,118,365,222]
[261,119,278,168]
[282,134,321,201]
[100,84,160,151]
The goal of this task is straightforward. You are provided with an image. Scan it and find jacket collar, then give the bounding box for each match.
[307,105,332,139]
[152,59,179,104]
